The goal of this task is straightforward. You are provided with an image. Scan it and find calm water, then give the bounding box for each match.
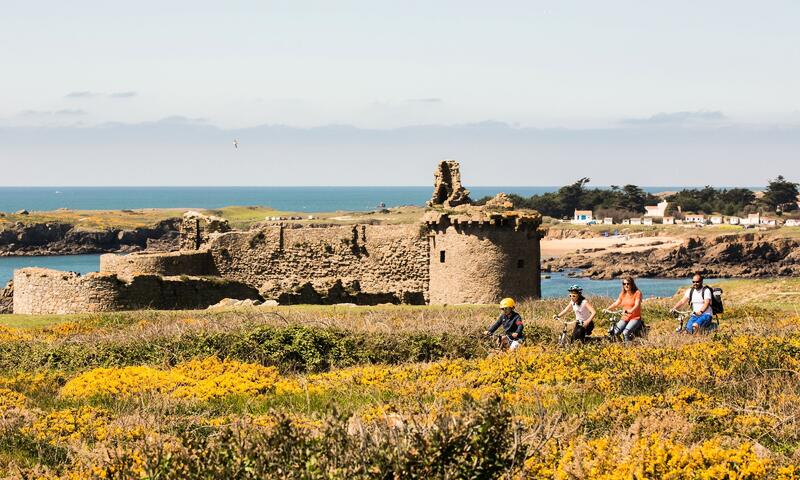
[0,186,694,213]
[0,254,696,299]
[0,254,101,286]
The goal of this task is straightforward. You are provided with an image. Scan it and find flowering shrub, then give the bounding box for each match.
[62,357,280,401]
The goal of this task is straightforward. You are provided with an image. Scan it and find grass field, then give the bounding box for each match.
[1,280,799,478]
[0,205,427,231]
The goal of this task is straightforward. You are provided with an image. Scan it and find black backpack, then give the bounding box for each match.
[690,286,724,315]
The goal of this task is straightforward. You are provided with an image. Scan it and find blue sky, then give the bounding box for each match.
[1,0,799,185]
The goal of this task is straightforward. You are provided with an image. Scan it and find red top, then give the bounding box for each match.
[616,290,642,321]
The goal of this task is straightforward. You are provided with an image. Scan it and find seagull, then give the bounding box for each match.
[233,138,239,149]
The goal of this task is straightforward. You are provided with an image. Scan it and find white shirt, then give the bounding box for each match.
[684,287,713,316]
[571,300,592,323]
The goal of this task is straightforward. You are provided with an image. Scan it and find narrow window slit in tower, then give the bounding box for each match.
[440,250,446,263]
[517,259,524,268]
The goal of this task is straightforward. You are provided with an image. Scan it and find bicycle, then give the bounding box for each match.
[671,309,718,334]
[482,332,519,352]
[605,309,649,342]
[554,315,580,347]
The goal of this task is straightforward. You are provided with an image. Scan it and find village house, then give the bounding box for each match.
[643,218,654,226]
[621,219,631,225]
[684,213,706,224]
[663,216,675,225]
[785,219,800,227]
[710,215,723,225]
[761,217,778,226]
[630,218,643,225]
[572,209,594,224]
[727,216,741,225]
[742,213,761,226]
[602,217,613,225]
[644,200,670,218]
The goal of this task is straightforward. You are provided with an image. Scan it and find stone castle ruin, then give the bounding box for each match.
[11,161,542,314]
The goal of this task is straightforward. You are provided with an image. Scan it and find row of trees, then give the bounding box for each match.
[666,176,799,215]
[477,176,799,219]
[478,178,660,219]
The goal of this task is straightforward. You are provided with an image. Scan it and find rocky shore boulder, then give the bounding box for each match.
[547,234,800,279]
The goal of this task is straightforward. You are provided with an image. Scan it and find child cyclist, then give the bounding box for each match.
[485,297,525,351]
[554,285,597,343]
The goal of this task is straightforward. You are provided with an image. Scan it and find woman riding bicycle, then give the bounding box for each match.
[485,297,525,351]
[555,285,596,343]
[605,276,644,342]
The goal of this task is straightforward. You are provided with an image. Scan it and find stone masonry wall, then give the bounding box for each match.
[12,268,260,315]
[207,224,430,304]
[100,250,215,278]
[427,220,541,305]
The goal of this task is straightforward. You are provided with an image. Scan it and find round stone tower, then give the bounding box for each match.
[424,211,541,305]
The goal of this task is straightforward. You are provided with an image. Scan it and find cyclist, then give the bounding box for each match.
[671,272,713,334]
[555,285,596,343]
[605,276,644,341]
[485,297,525,351]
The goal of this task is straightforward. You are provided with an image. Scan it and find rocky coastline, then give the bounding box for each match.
[544,233,800,279]
[0,219,181,256]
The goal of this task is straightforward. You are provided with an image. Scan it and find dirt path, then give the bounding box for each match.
[541,235,682,259]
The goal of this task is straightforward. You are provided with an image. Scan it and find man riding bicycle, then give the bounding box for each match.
[485,297,524,351]
[671,272,713,334]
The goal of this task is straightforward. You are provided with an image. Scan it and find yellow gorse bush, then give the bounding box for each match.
[23,406,111,445]
[62,357,280,401]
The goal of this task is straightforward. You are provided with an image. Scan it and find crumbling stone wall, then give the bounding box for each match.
[426,214,541,304]
[100,250,215,278]
[12,268,259,315]
[208,224,430,304]
[427,159,472,208]
[180,211,231,250]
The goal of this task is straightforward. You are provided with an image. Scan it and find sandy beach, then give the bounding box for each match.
[541,235,682,258]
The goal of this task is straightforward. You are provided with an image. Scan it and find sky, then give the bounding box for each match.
[1,0,799,186]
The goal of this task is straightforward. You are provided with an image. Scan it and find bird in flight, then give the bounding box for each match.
[233,139,239,149]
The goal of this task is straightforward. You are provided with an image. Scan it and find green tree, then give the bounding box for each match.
[762,175,799,212]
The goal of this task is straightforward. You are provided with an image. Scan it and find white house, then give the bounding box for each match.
[727,216,741,225]
[710,215,723,225]
[742,213,761,225]
[761,217,778,226]
[644,200,670,218]
[630,217,643,225]
[785,219,800,227]
[684,214,706,224]
[663,216,675,225]
[643,218,654,225]
[621,219,631,225]
[602,217,614,225]
[573,209,594,224]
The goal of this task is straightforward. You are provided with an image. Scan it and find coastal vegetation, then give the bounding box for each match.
[1,279,799,478]
[478,175,800,219]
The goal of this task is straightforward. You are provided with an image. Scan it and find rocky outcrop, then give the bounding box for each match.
[0,281,12,314]
[546,234,800,279]
[484,193,514,209]
[0,219,180,256]
[427,160,472,208]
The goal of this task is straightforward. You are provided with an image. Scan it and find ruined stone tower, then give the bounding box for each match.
[423,161,541,304]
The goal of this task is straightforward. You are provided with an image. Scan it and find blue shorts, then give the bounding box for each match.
[685,313,713,333]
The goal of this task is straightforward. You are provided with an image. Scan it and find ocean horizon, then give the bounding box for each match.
[0,186,762,213]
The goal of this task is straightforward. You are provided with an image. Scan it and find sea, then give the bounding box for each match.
[0,253,694,299]
[0,186,694,213]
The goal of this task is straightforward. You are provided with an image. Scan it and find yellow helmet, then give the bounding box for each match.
[500,297,515,309]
